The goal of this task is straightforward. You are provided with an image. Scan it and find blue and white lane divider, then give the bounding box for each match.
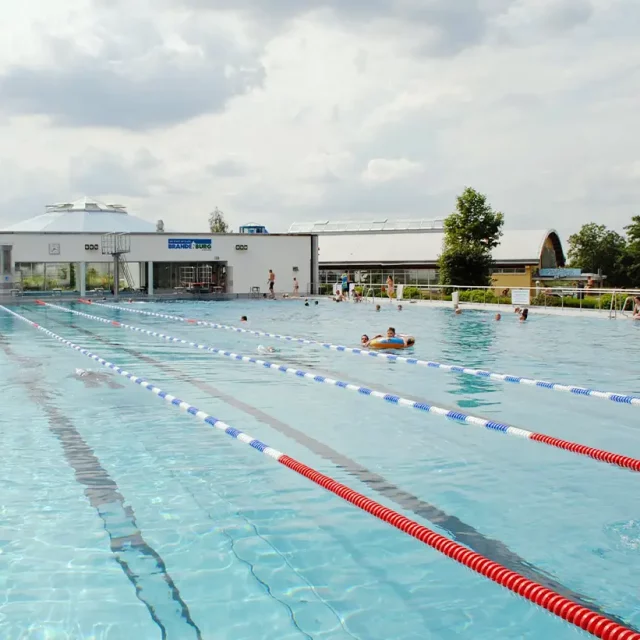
[4,308,640,640]
[84,300,640,408]
[44,301,640,473]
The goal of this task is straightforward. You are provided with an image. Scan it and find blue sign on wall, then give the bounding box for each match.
[168,238,212,250]
[538,268,581,278]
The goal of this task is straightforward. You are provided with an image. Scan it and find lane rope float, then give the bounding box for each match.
[44,301,640,473]
[82,300,640,408]
[2,304,638,640]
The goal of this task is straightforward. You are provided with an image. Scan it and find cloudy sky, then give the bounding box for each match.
[0,0,638,238]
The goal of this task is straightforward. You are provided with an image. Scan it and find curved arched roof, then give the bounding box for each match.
[1,197,157,233]
[315,228,566,267]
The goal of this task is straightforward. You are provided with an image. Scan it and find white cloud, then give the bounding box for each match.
[362,158,424,183]
[0,0,638,239]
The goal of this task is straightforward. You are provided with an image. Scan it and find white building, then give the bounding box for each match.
[0,198,318,296]
[288,219,566,291]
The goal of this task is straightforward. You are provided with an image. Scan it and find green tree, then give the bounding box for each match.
[567,223,628,286]
[623,215,640,286]
[208,207,229,233]
[438,187,504,286]
[438,244,495,287]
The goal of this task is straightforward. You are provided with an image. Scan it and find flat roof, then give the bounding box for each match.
[289,218,444,233]
[317,229,565,266]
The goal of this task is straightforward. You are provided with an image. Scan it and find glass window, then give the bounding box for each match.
[1,246,11,274]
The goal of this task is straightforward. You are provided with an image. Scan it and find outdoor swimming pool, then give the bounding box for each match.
[0,298,639,639]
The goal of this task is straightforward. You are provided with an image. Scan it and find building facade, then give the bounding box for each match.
[1,199,318,296]
[288,220,565,292]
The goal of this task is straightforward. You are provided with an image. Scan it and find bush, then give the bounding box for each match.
[531,294,602,309]
[402,286,422,299]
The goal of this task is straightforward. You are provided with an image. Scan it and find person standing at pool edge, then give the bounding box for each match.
[293,277,299,297]
[268,269,275,298]
[341,271,349,299]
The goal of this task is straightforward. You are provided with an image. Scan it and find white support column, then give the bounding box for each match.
[79,262,86,296]
[147,261,154,296]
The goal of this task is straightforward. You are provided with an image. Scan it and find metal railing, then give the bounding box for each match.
[320,282,640,313]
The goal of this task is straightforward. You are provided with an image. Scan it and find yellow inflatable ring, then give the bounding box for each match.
[368,335,415,350]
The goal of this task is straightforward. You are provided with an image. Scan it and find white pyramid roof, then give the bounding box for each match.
[2,197,157,233]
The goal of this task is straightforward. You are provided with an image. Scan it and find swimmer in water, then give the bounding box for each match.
[257,345,278,354]
[241,315,248,322]
[520,308,529,322]
[361,334,370,347]
[375,304,381,312]
[397,305,403,311]
[70,368,124,389]
[495,313,501,321]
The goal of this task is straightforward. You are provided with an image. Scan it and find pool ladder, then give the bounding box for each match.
[362,286,375,303]
[609,292,637,319]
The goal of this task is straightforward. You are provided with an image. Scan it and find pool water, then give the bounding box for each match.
[0,299,639,639]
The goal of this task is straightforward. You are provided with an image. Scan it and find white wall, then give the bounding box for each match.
[0,232,315,294]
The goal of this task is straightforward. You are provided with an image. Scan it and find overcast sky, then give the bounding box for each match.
[0,0,638,238]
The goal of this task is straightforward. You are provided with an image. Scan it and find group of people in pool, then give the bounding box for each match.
[241,294,533,356]
[454,306,529,322]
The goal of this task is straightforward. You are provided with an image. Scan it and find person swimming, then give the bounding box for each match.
[495,313,501,321]
[70,368,124,389]
[241,315,248,322]
[257,345,278,354]
[520,308,529,322]
[361,334,370,347]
